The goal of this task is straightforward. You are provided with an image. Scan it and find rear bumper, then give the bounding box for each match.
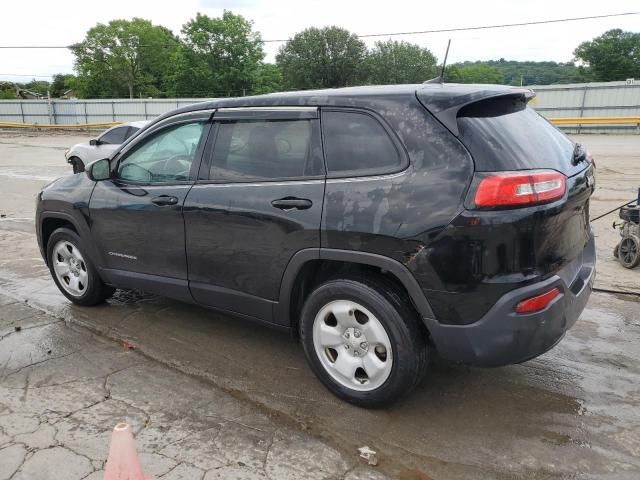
[425,235,595,367]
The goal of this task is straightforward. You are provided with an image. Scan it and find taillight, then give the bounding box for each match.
[515,287,561,314]
[473,170,566,209]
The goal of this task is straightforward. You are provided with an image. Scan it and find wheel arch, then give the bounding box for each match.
[38,211,98,267]
[275,248,435,333]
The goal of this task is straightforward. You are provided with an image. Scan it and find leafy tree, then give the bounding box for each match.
[366,40,437,84]
[175,11,264,97]
[24,80,51,96]
[276,26,367,89]
[574,29,640,81]
[50,74,77,97]
[0,82,16,99]
[71,18,181,98]
[251,63,283,95]
[446,64,503,84]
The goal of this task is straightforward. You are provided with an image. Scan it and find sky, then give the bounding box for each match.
[0,0,638,83]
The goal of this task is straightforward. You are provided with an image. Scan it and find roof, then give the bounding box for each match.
[154,83,533,136]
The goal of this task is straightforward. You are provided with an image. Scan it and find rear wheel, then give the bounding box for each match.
[300,277,429,408]
[47,228,114,305]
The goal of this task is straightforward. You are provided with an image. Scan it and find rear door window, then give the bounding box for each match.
[457,96,579,176]
[208,119,324,181]
[321,110,403,177]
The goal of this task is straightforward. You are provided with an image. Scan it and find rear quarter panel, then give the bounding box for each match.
[321,96,474,270]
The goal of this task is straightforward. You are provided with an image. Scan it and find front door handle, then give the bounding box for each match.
[151,195,178,206]
[271,197,313,211]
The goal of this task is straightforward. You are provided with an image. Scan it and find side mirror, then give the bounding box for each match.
[89,138,100,146]
[86,158,111,181]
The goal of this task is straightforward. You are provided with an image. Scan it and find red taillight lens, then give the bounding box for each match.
[474,170,566,208]
[515,287,560,314]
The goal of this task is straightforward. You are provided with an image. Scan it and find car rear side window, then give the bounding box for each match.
[209,119,324,181]
[322,110,403,177]
[99,126,129,145]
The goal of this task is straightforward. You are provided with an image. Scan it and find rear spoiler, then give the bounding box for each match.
[415,85,535,136]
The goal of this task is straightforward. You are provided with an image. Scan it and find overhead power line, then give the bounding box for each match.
[0,11,637,49]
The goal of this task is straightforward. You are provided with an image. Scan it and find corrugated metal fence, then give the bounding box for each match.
[530,80,640,132]
[0,80,639,132]
[0,98,209,125]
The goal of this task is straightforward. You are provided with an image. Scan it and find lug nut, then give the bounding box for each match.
[344,332,350,339]
[354,351,360,356]
[360,342,368,349]
[354,330,361,338]
[344,344,350,349]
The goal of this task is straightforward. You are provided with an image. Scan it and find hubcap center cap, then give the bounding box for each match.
[343,327,368,357]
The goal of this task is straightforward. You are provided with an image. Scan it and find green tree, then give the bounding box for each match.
[0,82,16,99]
[366,40,437,84]
[24,80,51,96]
[71,18,181,98]
[446,64,503,84]
[251,63,283,95]
[175,11,264,97]
[276,26,367,89]
[50,74,77,97]
[574,29,640,81]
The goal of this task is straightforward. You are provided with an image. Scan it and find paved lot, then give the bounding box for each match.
[1,131,640,479]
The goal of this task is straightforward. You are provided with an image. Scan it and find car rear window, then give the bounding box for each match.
[457,96,577,175]
[322,110,403,177]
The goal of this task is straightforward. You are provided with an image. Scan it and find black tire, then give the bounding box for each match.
[618,235,640,269]
[613,243,619,259]
[46,227,114,306]
[69,157,85,174]
[299,276,429,408]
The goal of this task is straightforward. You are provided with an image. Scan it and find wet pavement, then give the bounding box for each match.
[1,131,640,479]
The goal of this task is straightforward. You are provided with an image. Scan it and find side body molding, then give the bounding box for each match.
[274,248,435,328]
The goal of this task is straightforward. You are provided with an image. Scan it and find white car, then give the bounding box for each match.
[65,121,150,173]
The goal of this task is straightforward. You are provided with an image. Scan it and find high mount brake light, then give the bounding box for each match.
[474,170,566,208]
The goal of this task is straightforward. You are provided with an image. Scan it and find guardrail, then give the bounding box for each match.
[0,121,121,129]
[1,117,639,132]
[548,116,640,126]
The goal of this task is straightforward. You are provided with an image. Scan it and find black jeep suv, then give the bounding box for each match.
[36,84,595,407]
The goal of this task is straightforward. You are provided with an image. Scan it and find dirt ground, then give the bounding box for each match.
[0,131,639,480]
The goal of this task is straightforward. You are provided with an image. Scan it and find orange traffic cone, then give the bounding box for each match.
[104,423,152,480]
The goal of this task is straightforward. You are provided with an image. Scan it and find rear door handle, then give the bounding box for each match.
[151,195,178,206]
[271,197,313,210]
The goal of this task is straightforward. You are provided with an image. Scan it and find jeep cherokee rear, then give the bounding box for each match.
[36,84,595,408]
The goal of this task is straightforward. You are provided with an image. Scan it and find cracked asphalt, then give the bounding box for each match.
[1,131,640,479]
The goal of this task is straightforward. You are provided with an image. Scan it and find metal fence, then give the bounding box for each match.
[0,80,639,133]
[530,80,640,133]
[0,98,209,125]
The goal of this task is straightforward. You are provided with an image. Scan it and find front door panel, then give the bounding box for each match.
[89,182,192,279]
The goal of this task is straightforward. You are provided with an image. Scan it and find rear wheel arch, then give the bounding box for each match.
[277,248,435,335]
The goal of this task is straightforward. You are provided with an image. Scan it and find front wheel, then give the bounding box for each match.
[300,277,429,408]
[47,228,114,306]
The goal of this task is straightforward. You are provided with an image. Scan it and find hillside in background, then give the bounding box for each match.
[450,59,593,86]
